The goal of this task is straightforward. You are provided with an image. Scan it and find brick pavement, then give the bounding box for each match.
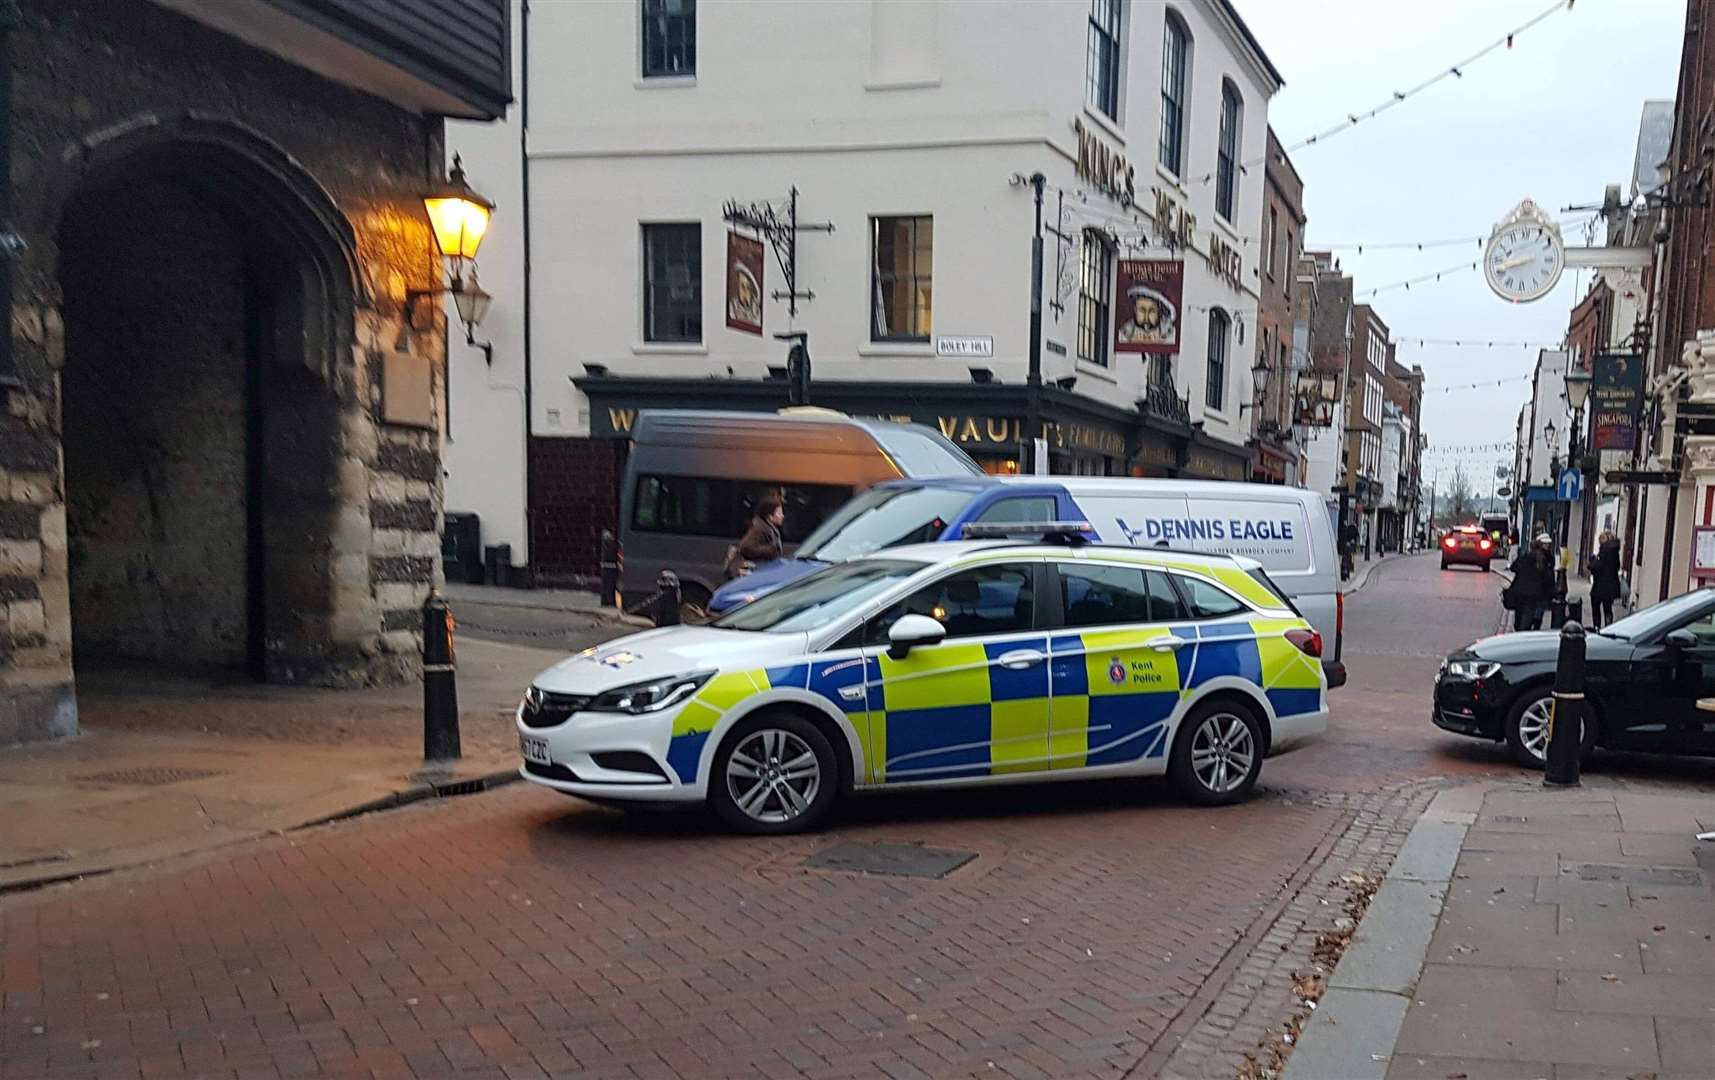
[3,780,1352,1080]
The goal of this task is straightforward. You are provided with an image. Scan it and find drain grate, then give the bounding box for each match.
[1565,862,1704,888]
[803,841,976,879]
[75,766,227,787]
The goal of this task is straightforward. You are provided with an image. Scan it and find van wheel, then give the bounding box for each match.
[1168,699,1264,806]
[709,712,838,834]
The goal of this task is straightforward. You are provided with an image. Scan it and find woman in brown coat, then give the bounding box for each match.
[726,496,785,579]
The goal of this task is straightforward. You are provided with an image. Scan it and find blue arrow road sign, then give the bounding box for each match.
[1557,467,1583,502]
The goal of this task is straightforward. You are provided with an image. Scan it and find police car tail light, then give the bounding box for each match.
[1285,628,1322,658]
[588,671,714,714]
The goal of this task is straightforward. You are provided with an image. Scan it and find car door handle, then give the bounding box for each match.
[997,649,1045,669]
[1146,635,1191,652]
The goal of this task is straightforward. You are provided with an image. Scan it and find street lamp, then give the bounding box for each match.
[1239,361,1270,412]
[405,155,498,356]
[1564,369,1592,413]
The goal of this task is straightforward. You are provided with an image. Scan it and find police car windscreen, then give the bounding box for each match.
[796,487,974,562]
[712,559,926,633]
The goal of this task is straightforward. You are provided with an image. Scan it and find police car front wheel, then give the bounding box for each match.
[1169,700,1264,806]
[709,712,839,834]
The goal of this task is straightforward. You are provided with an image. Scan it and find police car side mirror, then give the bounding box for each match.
[888,614,946,659]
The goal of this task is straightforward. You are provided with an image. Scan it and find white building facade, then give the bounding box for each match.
[445,0,1281,581]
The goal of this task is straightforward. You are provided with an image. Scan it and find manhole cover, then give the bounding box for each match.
[74,766,227,787]
[803,841,976,879]
[1566,862,1704,887]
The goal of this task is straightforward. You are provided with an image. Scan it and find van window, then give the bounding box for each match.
[871,427,984,477]
[632,474,853,543]
[796,485,974,561]
[976,496,1057,524]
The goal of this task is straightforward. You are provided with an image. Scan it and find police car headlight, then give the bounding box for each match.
[1445,660,1499,680]
[587,672,714,714]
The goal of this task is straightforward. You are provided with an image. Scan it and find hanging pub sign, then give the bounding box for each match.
[1113,259,1182,355]
[1591,350,1644,450]
[1294,371,1341,427]
[725,231,765,335]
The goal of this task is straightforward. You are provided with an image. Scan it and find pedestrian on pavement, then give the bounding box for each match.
[1588,530,1622,629]
[1507,534,1555,631]
[725,495,786,580]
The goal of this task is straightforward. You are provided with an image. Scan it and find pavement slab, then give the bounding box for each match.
[1290,780,1715,1080]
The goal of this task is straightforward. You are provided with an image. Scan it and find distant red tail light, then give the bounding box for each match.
[1443,536,1458,549]
[1478,538,1493,551]
[1285,628,1323,657]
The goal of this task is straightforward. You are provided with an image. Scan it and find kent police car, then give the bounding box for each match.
[517,530,1329,833]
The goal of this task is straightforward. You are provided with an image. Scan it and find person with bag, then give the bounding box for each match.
[724,495,785,580]
[1588,530,1622,629]
[1505,534,1555,631]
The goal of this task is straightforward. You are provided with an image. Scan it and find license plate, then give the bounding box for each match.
[520,734,551,766]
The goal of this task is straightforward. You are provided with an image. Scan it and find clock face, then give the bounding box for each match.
[1485,223,1565,303]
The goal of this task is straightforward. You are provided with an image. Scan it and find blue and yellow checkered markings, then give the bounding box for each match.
[1184,621,1264,689]
[876,642,1001,782]
[983,637,1050,775]
[1070,627,1184,767]
[665,668,771,785]
[806,654,880,782]
[1250,616,1325,719]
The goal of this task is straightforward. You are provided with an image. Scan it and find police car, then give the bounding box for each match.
[517,529,1329,834]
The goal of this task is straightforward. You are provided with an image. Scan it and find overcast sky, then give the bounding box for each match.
[1233,0,1685,503]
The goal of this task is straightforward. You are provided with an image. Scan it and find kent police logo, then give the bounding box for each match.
[1107,658,1127,685]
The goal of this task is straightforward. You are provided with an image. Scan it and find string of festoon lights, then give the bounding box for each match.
[1423,442,1519,455]
[1189,0,1578,186]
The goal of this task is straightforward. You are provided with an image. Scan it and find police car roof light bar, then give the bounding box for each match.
[958,521,1097,545]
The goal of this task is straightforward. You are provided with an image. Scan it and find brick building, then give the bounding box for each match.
[1250,128,1307,485]
[0,0,510,743]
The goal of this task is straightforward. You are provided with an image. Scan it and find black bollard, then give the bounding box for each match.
[598,529,620,608]
[655,570,681,627]
[1544,620,1584,787]
[422,591,461,763]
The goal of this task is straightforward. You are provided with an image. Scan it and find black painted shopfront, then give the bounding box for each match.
[575,375,1249,479]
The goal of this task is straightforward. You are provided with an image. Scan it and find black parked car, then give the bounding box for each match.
[1434,588,1715,768]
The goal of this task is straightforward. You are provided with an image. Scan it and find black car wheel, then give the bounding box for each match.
[1440,557,1450,570]
[1504,687,1596,769]
[1480,561,1491,573]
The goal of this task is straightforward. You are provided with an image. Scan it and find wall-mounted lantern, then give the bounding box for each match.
[404,155,497,361]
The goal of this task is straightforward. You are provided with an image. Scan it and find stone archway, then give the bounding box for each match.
[52,115,363,681]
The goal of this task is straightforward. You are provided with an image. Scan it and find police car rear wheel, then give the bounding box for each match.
[1169,701,1263,806]
[709,714,837,834]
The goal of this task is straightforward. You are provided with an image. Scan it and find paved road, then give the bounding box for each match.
[2,555,1696,1080]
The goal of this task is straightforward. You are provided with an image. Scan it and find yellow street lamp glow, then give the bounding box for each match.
[423,155,494,262]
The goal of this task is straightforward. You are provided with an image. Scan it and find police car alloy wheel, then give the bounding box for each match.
[1169,700,1264,805]
[709,713,839,834]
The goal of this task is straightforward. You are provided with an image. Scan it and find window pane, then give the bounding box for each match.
[1087,0,1120,118]
[643,223,701,343]
[1060,563,1151,629]
[976,497,1057,524]
[1159,19,1186,173]
[871,563,1036,642]
[871,215,932,341]
[1179,576,1247,619]
[642,0,696,77]
[1206,310,1228,411]
[1144,571,1189,621]
[1216,86,1240,219]
[1076,229,1111,366]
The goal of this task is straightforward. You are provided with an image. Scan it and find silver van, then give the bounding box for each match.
[618,409,980,613]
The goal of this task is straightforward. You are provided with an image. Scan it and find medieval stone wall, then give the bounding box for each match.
[1,0,453,741]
